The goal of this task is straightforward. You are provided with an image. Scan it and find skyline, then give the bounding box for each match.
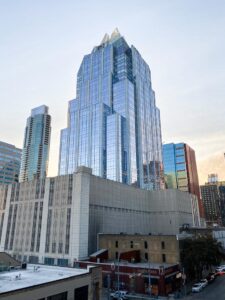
[1,0,225,184]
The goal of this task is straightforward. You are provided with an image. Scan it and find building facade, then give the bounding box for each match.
[0,264,101,300]
[0,141,21,185]
[98,234,180,265]
[79,260,180,297]
[200,176,225,226]
[162,143,204,218]
[58,29,163,190]
[0,167,200,267]
[19,105,51,182]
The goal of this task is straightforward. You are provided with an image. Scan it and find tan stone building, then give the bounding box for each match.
[98,234,180,264]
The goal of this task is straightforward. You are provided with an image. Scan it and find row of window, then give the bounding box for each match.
[115,240,165,249]
[38,285,88,300]
[115,251,167,263]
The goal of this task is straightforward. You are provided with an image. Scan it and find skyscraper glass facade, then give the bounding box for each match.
[59,29,163,189]
[19,105,51,182]
[0,141,21,184]
[163,142,204,217]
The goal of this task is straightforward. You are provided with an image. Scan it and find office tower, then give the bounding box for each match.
[200,175,225,226]
[0,141,21,184]
[19,105,51,182]
[162,143,204,218]
[58,29,163,190]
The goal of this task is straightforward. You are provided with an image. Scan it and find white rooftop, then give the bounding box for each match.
[0,264,89,294]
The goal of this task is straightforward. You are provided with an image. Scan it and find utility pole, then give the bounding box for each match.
[107,274,111,300]
[117,253,121,292]
[182,267,187,296]
[148,260,151,297]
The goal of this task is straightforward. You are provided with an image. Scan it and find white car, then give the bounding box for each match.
[110,290,128,299]
[199,279,208,288]
[192,283,203,293]
[215,266,225,272]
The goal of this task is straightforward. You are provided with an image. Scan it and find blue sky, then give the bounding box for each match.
[1,0,225,183]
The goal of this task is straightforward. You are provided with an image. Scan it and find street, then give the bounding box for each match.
[102,275,225,300]
[184,275,225,300]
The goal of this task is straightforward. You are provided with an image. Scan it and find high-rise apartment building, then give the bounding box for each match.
[19,105,51,182]
[0,141,21,184]
[58,29,163,190]
[200,175,225,226]
[162,143,204,218]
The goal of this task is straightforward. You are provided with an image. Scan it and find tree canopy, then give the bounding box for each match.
[180,235,225,280]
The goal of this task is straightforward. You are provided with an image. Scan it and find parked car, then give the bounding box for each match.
[110,290,128,299]
[192,283,203,293]
[220,266,225,270]
[216,270,225,276]
[206,272,216,283]
[215,266,225,272]
[199,279,208,288]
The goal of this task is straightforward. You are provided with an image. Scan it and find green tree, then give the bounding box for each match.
[180,236,225,280]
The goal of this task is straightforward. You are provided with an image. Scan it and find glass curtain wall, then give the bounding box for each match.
[58,30,163,190]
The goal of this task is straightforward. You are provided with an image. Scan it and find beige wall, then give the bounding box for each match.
[0,167,199,265]
[99,234,180,264]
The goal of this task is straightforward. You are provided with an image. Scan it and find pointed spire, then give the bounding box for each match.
[100,33,110,45]
[110,28,121,40]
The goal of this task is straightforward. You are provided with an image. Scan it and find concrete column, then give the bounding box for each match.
[70,166,91,261]
[39,178,50,263]
[0,185,12,251]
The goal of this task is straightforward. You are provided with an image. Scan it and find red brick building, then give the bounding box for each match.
[78,260,180,297]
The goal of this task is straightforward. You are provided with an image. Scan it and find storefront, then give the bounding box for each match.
[78,261,180,297]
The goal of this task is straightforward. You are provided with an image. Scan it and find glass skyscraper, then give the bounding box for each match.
[19,105,51,182]
[59,29,163,190]
[0,141,21,184]
[163,142,204,218]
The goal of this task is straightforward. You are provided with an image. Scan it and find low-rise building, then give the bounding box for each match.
[78,260,180,297]
[98,234,180,265]
[0,263,101,300]
[179,225,225,249]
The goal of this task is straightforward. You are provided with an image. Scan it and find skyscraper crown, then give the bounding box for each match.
[97,28,122,48]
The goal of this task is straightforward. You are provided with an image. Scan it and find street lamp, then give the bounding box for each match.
[146,259,151,297]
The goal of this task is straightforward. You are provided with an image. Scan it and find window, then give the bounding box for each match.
[144,241,148,249]
[57,259,68,267]
[161,241,165,249]
[162,254,166,262]
[115,252,118,259]
[74,286,88,300]
[47,292,67,300]
[44,257,54,265]
[130,241,133,248]
[145,252,148,261]
[115,240,118,248]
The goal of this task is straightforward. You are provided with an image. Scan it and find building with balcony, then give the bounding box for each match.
[19,105,51,182]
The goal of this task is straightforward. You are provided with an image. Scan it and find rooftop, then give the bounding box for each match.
[0,264,89,294]
[81,260,177,269]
